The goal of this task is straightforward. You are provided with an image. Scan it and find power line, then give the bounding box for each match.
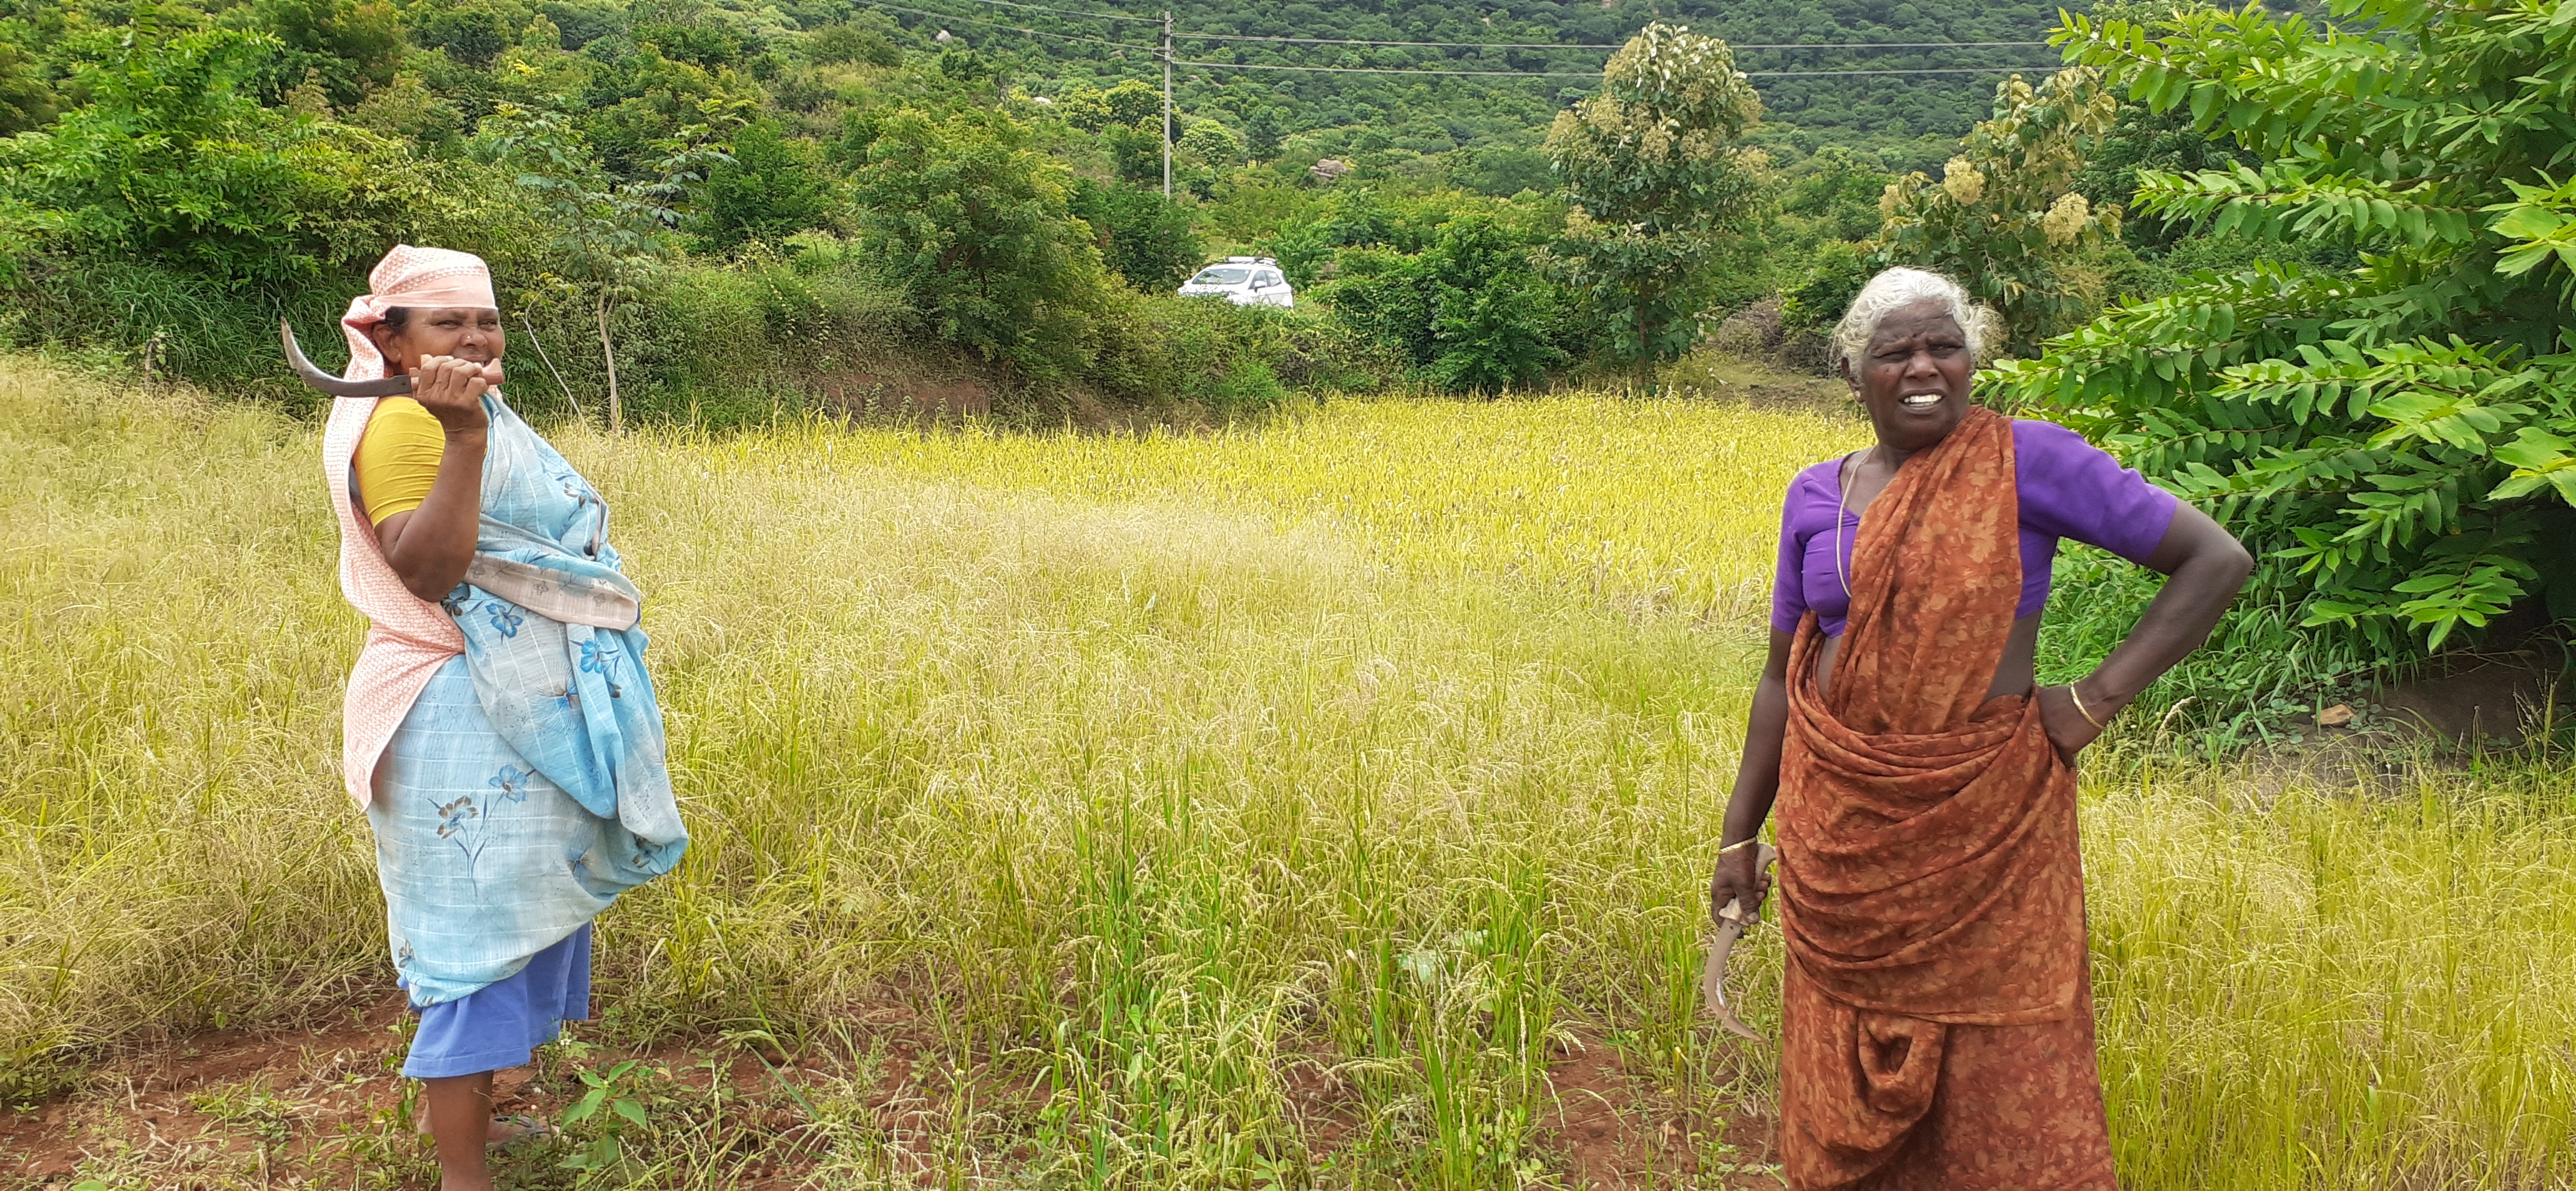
[851,3,2066,79]
[959,0,1156,21]
[858,0,1149,49]
[1175,58,1598,76]
[1178,33,2048,49]
[1175,58,2066,78]
[1751,66,2064,76]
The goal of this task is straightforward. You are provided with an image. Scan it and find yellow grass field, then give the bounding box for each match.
[6,359,2576,1189]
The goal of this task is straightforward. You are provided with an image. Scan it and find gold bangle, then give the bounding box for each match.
[2067,684,2107,730]
[1718,838,1761,856]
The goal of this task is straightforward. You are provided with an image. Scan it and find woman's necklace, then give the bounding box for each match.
[1833,449,1865,600]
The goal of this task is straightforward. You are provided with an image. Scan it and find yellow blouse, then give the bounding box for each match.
[351,398,446,526]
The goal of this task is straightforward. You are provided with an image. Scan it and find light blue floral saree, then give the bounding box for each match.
[365,391,687,1007]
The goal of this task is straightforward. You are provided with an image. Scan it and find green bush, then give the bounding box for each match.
[1993,0,2576,654]
[1314,215,1569,393]
[850,105,1113,381]
[690,120,839,252]
[1068,179,1203,292]
[1092,292,1401,409]
[0,26,427,288]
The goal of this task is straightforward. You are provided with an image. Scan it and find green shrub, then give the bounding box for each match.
[0,26,427,288]
[690,120,839,252]
[1092,292,1401,408]
[850,106,1113,381]
[1993,0,2576,655]
[1068,179,1203,292]
[1314,215,1569,393]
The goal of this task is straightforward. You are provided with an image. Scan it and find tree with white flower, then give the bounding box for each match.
[1871,69,2121,354]
[1543,22,1765,371]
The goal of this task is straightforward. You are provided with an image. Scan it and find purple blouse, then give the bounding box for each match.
[1771,419,2179,637]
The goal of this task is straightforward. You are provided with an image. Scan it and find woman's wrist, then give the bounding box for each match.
[2070,674,2129,723]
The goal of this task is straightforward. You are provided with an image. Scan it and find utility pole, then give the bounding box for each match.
[1161,9,1173,198]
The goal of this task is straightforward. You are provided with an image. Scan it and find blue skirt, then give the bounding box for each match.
[368,655,620,1077]
[405,922,592,1078]
[367,656,628,1006]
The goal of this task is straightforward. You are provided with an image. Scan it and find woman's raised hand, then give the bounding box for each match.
[409,355,501,434]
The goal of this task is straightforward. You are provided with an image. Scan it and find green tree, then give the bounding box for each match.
[1871,69,2122,353]
[1320,215,1566,393]
[851,107,1111,377]
[1068,178,1201,291]
[1782,145,1892,244]
[1423,215,1566,393]
[1102,119,1163,187]
[0,26,418,287]
[1543,22,1764,368]
[804,18,900,67]
[690,119,835,252]
[0,37,59,133]
[1242,107,1281,160]
[1990,0,2576,650]
[407,0,527,68]
[238,0,404,108]
[481,102,723,431]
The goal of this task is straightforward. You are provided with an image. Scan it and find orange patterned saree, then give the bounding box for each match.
[1773,406,2116,1190]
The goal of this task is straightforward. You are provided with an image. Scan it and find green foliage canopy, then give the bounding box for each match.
[1992,0,2576,650]
[851,107,1110,378]
[1067,178,1201,292]
[0,26,422,287]
[1543,22,1764,366]
[1872,69,2122,353]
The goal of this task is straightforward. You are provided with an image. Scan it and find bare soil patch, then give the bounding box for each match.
[6,1007,1777,1188]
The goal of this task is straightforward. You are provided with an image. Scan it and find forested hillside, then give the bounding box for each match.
[0,0,2064,420]
[933,0,2069,171]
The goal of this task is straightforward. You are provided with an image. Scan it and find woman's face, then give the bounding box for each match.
[370,306,505,375]
[1845,300,1974,455]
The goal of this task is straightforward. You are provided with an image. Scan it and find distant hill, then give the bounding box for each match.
[859,0,2072,167]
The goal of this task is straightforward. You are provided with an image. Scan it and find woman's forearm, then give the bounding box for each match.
[1722,673,1788,845]
[382,428,487,600]
[2078,507,2253,715]
[1721,631,1796,845]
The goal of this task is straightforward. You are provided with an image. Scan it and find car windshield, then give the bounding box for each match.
[1189,267,1252,285]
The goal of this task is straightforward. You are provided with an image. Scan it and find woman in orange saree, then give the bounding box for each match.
[1710,268,2253,1190]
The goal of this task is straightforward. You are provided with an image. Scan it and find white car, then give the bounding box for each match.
[1178,257,1295,308]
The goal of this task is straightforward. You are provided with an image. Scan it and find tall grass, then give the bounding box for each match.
[6,360,2575,1187]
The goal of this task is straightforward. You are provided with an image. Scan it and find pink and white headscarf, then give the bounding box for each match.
[337,244,501,383]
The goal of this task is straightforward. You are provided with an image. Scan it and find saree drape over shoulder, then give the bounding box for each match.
[1773,406,2115,1190]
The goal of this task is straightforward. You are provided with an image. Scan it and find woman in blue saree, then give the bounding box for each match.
[323,245,686,1191]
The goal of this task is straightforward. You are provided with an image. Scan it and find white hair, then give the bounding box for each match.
[1830,267,2001,372]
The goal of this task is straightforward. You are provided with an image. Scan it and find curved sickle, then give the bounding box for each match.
[281,318,412,397]
[1701,841,1779,1041]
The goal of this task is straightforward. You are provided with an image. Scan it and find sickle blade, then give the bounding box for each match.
[281,318,411,397]
[1702,919,1762,1041]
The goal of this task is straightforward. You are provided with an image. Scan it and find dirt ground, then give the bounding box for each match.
[3,995,1782,1190]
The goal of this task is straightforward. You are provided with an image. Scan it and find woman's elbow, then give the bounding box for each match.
[2202,532,2255,596]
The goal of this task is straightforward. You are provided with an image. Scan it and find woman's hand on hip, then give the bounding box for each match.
[2036,682,2108,763]
[411,355,500,434]
[1709,844,1773,927]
